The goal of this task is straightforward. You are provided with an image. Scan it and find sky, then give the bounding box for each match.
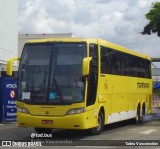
[18,0,160,62]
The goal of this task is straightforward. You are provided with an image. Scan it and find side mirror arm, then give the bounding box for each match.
[6,57,20,76]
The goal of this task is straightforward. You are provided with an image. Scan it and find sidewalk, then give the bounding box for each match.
[0,122,17,130]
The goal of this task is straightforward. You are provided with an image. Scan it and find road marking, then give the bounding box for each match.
[76,146,116,149]
[140,129,157,134]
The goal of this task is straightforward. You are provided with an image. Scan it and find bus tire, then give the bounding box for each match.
[133,106,141,124]
[89,111,104,135]
[34,128,52,134]
[141,103,145,120]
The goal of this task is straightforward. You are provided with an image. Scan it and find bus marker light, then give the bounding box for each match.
[74,125,80,127]
[42,120,53,124]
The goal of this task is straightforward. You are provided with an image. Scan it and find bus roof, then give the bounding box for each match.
[26,38,151,61]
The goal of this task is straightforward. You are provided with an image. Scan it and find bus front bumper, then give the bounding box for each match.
[17,112,96,130]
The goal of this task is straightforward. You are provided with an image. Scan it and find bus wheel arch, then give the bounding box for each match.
[89,106,105,135]
[99,106,105,124]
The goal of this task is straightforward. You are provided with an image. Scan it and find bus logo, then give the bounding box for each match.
[2,141,12,146]
[45,111,49,115]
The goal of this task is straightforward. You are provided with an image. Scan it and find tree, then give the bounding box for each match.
[141,2,160,37]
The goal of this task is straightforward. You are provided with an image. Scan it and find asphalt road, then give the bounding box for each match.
[0,107,160,149]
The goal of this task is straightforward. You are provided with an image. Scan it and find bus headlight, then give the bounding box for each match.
[17,107,29,114]
[67,108,86,115]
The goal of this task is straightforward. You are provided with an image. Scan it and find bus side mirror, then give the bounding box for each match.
[6,57,20,76]
[82,57,92,76]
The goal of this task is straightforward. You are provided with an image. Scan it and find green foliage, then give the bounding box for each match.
[141,2,160,37]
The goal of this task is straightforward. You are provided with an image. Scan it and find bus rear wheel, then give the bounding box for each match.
[34,128,52,134]
[133,106,141,124]
[89,111,104,135]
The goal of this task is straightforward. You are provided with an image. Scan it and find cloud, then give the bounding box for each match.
[18,0,160,58]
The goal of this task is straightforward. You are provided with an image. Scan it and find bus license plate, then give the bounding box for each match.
[42,120,53,124]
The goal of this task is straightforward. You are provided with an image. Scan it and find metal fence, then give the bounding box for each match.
[152,91,160,107]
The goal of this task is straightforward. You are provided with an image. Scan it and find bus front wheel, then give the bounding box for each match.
[34,128,52,134]
[89,111,104,135]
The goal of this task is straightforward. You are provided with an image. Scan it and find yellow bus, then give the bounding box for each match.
[12,38,152,135]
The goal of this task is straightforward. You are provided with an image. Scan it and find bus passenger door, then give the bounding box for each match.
[86,44,98,107]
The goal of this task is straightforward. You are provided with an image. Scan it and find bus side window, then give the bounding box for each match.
[112,54,121,75]
[100,46,113,74]
[100,46,151,79]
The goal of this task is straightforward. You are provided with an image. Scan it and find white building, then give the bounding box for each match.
[0,0,18,74]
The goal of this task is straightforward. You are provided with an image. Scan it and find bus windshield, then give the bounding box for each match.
[18,42,87,104]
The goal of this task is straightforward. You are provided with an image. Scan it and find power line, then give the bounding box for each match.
[0,47,12,52]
